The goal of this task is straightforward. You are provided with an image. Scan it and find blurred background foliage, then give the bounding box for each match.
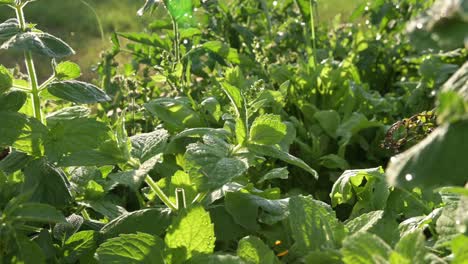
[0,0,363,81]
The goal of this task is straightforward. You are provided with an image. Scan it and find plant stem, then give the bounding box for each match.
[309,0,317,67]
[145,176,178,211]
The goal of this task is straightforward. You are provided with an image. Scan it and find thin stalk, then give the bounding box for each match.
[309,0,317,67]
[15,4,43,156]
[79,0,105,41]
[145,176,178,211]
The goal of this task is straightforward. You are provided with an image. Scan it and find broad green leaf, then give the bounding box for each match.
[101,208,171,239]
[331,167,388,217]
[258,167,289,183]
[387,119,468,189]
[247,143,318,178]
[79,199,127,220]
[8,203,65,223]
[390,231,428,264]
[0,19,19,45]
[15,234,46,264]
[337,113,382,155]
[314,110,341,138]
[436,204,460,246]
[249,114,287,145]
[44,117,128,166]
[47,80,111,104]
[0,150,31,174]
[130,129,170,161]
[220,82,245,117]
[304,250,344,264]
[209,205,248,243]
[0,64,12,94]
[289,196,346,255]
[0,111,48,155]
[199,41,240,64]
[46,106,91,126]
[63,231,98,264]
[225,191,289,231]
[184,134,248,192]
[55,61,81,80]
[165,206,215,259]
[22,158,72,207]
[158,170,198,207]
[166,0,192,23]
[187,254,245,264]
[0,89,27,112]
[452,235,468,264]
[96,233,165,264]
[109,155,161,191]
[237,236,279,264]
[341,232,392,264]
[345,210,385,234]
[144,97,202,132]
[1,32,75,58]
[319,154,349,170]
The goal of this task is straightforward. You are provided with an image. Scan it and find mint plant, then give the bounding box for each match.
[1,0,467,263]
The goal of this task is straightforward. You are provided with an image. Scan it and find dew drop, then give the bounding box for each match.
[273,0,278,6]
[416,23,423,29]
[405,174,413,181]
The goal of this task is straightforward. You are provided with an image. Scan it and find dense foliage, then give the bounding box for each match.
[0,0,467,263]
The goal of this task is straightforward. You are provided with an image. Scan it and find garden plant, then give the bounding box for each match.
[0,0,467,263]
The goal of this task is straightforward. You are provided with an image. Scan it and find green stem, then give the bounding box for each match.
[309,0,317,67]
[145,176,178,211]
[79,0,105,41]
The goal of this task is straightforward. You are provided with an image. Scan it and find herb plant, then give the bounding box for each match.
[0,0,467,263]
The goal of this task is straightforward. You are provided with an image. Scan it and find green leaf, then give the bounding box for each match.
[249,114,287,145]
[247,143,318,178]
[0,89,27,112]
[0,64,12,94]
[22,158,73,207]
[0,150,31,174]
[257,167,289,183]
[199,41,240,64]
[0,19,18,44]
[55,61,81,80]
[172,128,229,141]
[289,196,346,255]
[237,236,279,264]
[79,199,127,220]
[0,111,47,154]
[225,191,289,231]
[47,80,111,104]
[15,234,46,264]
[130,129,169,161]
[337,113,382,154]
[46,106,91,126]
[165,206,215,260]
[345,211,385,234]
[188,254,245,264]
[184,134,248,192]
[330,167,389,217]
[341,232,392,264]
[220,82,245,117]
[101,208,171,239]
[63,231,98,264]
[452,235,468,264]
[387,119,468,189]
[304,250,344,264]
[96,233,165,264]
[117,32,170,50]
[441,62,468,101]
[1,32,75,58]
[8,203,65,223]
[44,117,128,166]
[390,231,428,264]
[109,155,161,191]
[314,110,341,138]
[144,97,202,132]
